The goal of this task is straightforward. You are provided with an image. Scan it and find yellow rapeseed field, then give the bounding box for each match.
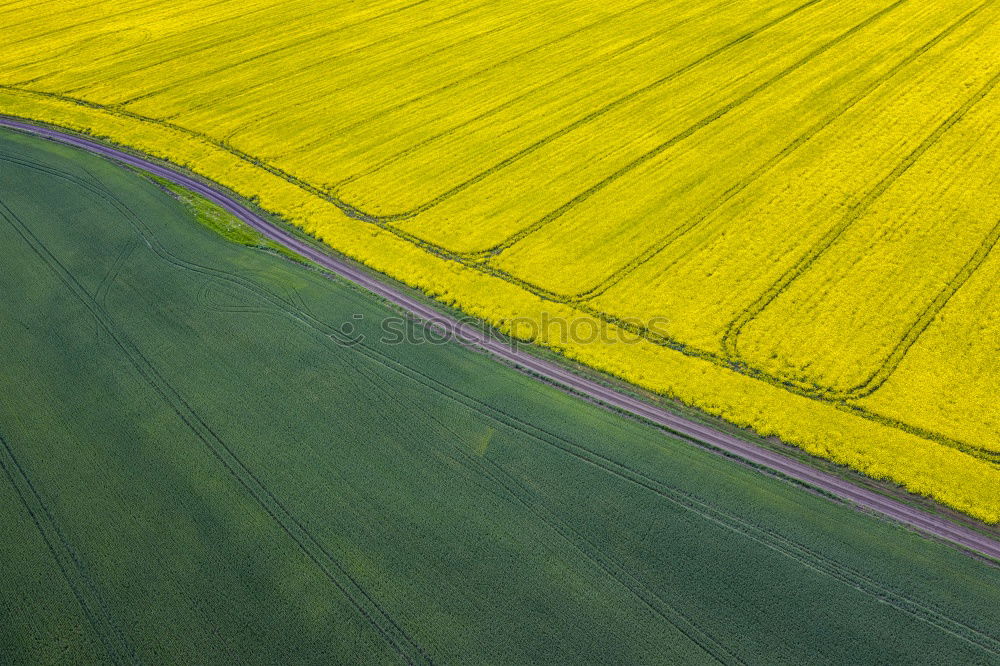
[1,0,998,520]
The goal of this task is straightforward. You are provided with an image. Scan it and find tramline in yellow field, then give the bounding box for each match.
[2,0,997,521]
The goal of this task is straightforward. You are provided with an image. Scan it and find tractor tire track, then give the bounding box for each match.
[0,152,301,313]
[120,0,474,111]
[329,0,732,190]
[0,431,138,666]
[225,0,671,152]
[5,10,997,437]
[2,0,832,235]
[2,155,435,663]
[7,0,335,87]
[569,299,1000,464]
[463,0,914,258]
[3,0,187,52]
[349,353,740,665]
[720,67,1000,398]
[358,355,1000,655]
[327,332,1000,656]
[0,178,431,666]
[56,0,337,94]
[557,0,993,305]
[361,0,840,223]
[0,0,103,27]
[839,216,1000,399]
[293,0,706,158]
[139,243,994,660]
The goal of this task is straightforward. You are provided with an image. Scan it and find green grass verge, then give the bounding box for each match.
[0,127,998,665]
[143,171,307,265]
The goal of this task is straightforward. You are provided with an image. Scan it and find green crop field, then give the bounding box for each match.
[0,128,998,664]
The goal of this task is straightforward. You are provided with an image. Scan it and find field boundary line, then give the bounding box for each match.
[7,2,990,441]
[5,2,994,429]
[10,121,999,448]
[181,248,997,659]
[15,152,728,664]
